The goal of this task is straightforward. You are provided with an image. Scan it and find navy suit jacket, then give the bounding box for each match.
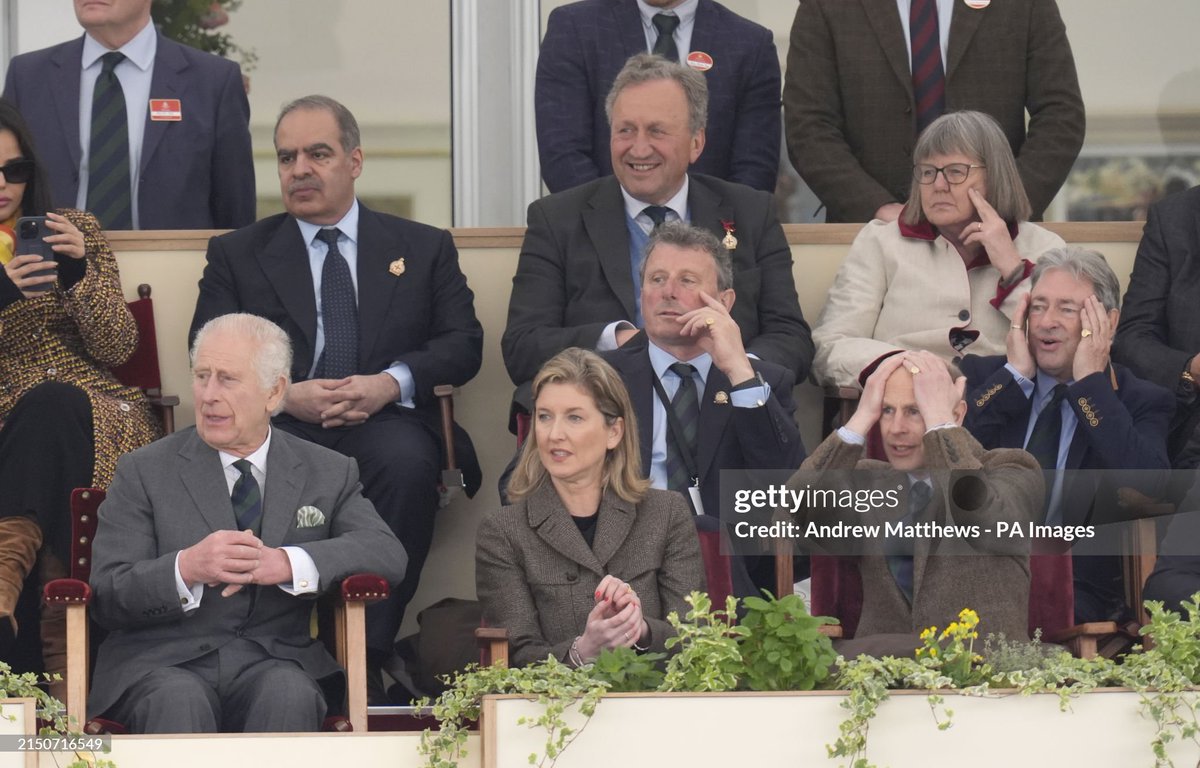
[189,204,484,495]
[960,354,1172,523]
[602,335,805,518]
[3,33,255,230]
[535,0,781,193]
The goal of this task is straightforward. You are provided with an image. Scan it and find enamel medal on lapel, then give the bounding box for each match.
[389,258,406,276]
[720,219,737,250]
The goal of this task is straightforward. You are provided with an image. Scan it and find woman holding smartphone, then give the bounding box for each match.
[0,99,161,681]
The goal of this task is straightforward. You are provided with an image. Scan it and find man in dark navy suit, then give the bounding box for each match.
[961,247,1172,623]
[535,0,781,193]
[602,222,804,594]
[190,96,482,701]
[2,0,254,229]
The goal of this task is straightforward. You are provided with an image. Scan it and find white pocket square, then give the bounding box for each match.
[296,505,326,528]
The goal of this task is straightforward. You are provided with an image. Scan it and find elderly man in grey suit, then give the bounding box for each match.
[88,314,406,733]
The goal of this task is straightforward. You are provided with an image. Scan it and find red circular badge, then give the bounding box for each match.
[686,51,714,72]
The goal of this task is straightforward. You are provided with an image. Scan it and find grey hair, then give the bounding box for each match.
[191,314,293,413]
[604,53,708,135]
[640,221,733,291]
[1032,247,1121,312]
[275,95,361,153]
[901,110,1031,226]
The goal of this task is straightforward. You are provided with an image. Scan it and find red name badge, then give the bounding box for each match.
[686,51,714,72]
[149,99,182,121]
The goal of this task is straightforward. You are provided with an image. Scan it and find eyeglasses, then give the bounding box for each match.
[0,159,34,185]
[913,163,985,185]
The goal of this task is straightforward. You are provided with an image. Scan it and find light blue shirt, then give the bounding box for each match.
[646,341,769,489]
[173,430,320,611]
[295,200,415,407]
[894,0,954,69]
[77,20,156,228]
[635,0,699,58]
[1006,363,1078,523]
[598,179,692,350]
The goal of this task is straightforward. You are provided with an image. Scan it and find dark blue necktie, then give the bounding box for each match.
[1026,384,1069,470]
[231,459,262,534]
[87,51,132,229]
[888,480,932,604]
[665,362,699,492]
[642,206,671,229]
[314,228,358,379]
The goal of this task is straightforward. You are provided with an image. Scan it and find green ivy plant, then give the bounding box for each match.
[0,662,114,768]
[418,656,607,768]
[662,592,746,692]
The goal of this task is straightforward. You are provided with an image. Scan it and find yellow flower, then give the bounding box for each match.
[929,648,938,657]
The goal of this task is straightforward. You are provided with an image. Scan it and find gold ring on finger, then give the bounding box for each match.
[909,365,921,375]
[705,317,714,327]
[1081,329,1092,338]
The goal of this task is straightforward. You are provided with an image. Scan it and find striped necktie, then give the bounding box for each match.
[665,362,700,492]
[910,0,946,134]
[231,459,262,534]
[87,51,133,230]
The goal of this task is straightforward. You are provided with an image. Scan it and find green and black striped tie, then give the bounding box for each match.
[87,51,133,230]
[231,459,262,534]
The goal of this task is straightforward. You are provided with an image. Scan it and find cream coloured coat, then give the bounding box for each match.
[812,219,1064,389]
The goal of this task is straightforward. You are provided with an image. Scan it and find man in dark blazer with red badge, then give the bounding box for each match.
[2,0,254,229]
[784,0,1084,223]
[190,96,482,701]
[536,0,781,194]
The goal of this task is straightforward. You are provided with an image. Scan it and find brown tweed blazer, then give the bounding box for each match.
[795,426,1042,641]
[783,0,1084,222]
[476,484,705,668]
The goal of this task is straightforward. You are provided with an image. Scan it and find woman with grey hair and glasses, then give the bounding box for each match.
[812,110,1064,391]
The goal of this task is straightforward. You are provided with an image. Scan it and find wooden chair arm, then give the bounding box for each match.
[336,575,390,732]
[475,626,510,667]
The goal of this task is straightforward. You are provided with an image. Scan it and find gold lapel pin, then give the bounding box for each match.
[388,258,406,276]
[714,391,729,405]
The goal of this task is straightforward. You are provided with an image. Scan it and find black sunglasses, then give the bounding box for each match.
[0,159,35,185]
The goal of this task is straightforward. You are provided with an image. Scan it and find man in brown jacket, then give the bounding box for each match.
[793,351,1042,654]
[783,0,1084,223]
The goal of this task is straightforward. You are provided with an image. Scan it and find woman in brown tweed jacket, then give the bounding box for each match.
[477,348,705,668]
[0,100,161,677]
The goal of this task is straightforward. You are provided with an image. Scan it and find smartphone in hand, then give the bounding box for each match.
[15,216,56,293]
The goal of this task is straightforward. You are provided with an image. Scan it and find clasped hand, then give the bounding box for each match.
[575,574,648,662]
[285,373,400,428]
[178,529,292,597]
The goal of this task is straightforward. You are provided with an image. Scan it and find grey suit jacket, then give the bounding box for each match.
[88,428,407,717]
[476,484,705,668]
[783,0,1084,222]
[502,173,812,396]
[796,426,1041,641]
